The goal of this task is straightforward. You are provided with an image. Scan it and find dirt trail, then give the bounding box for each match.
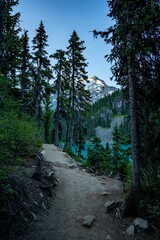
[18,144,133,240]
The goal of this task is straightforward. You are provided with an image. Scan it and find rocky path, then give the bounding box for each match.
[18,144,133,240]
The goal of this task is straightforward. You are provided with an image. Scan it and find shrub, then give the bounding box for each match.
[0,112,43,170]
[140,169,160,216]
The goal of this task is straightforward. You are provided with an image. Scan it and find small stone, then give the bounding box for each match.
[39,192,44,198]
[104,200,115,210]
[126,225,135,236]
[83,215,95,227]
[101,176,106,180]
[133,218,148,230]
[42,202,46,210]
[106,235,112,240]
[31,211,37,221]
[69,164,77,169]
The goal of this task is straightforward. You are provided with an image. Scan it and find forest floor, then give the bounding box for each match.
[15,144,158,240]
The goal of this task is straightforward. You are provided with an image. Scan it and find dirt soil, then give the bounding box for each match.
[16,144,137,240]
[15,144,133,240]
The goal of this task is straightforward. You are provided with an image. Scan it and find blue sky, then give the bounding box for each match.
[17,0,118,87]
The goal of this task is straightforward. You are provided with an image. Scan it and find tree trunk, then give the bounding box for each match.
[65,117,70,146]
[69,50,75,148]
[69,117,74,147]
[54,71,61,146]
[120,32,141,217]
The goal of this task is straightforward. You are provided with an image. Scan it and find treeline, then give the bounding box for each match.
[94,0,160,217]
[84,90,130,138]
[0,0,92,164]
[87,126,131,179]
[91,90,126,115]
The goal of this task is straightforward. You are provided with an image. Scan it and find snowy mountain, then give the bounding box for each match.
[51,75,118,109]
[85,76,118,103]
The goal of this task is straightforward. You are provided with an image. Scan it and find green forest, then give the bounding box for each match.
[0,0,160,238]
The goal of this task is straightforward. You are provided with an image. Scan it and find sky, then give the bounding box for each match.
[16,0,118,87]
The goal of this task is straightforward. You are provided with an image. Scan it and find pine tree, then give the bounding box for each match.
[112,124,121,173]
[0,0,5,70]
[43,94,52,143]
[50,49,70,146]
[31,20,53,132]
[19,30,32,113]
[1,0,21,86]
[67,30,91,147]
[94,0,160,216]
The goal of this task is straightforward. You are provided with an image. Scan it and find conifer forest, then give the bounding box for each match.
[0,1,160,239]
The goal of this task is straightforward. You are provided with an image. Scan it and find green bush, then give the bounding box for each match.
[63,146,82,163]
[0,112,43,167]
[140,169,160,216]
[87,138,112,173]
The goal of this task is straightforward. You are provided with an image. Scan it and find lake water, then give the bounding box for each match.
[71,141,131,160]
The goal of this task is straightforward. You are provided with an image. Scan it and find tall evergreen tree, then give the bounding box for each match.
[19,30,32,113]
[31,20,53,132]
[67,30,91,147]
[94,0,160,216]
[1,0,21,86]
[50,49,70,146]
[0,0,5,70]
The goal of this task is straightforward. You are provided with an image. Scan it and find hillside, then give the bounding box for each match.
[85,76,118,103]
[86,89,129,141]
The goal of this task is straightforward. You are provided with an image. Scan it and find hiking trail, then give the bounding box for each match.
[18,144,133,240]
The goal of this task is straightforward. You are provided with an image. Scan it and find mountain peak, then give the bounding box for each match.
[85,76,118,103]
[88,76,108,87]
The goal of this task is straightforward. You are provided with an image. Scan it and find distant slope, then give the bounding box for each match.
[95,115,124,143]
[51,75,118,109]
[85,76,118,103]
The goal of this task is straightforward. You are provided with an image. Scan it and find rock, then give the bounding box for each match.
[41,150,45,156]
[126,225,135,236]
[83,215,95,227]
[39,192,44,198]
[31,211,38,221]
[133,218,148,230]
[69,164,77,169]
[106,235,112,240]
[104,200,115,212]
[42,202,46,210]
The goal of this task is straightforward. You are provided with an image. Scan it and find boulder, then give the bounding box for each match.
[83,215,95,227]
[133,218,148,230]
[126,225,135,236]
